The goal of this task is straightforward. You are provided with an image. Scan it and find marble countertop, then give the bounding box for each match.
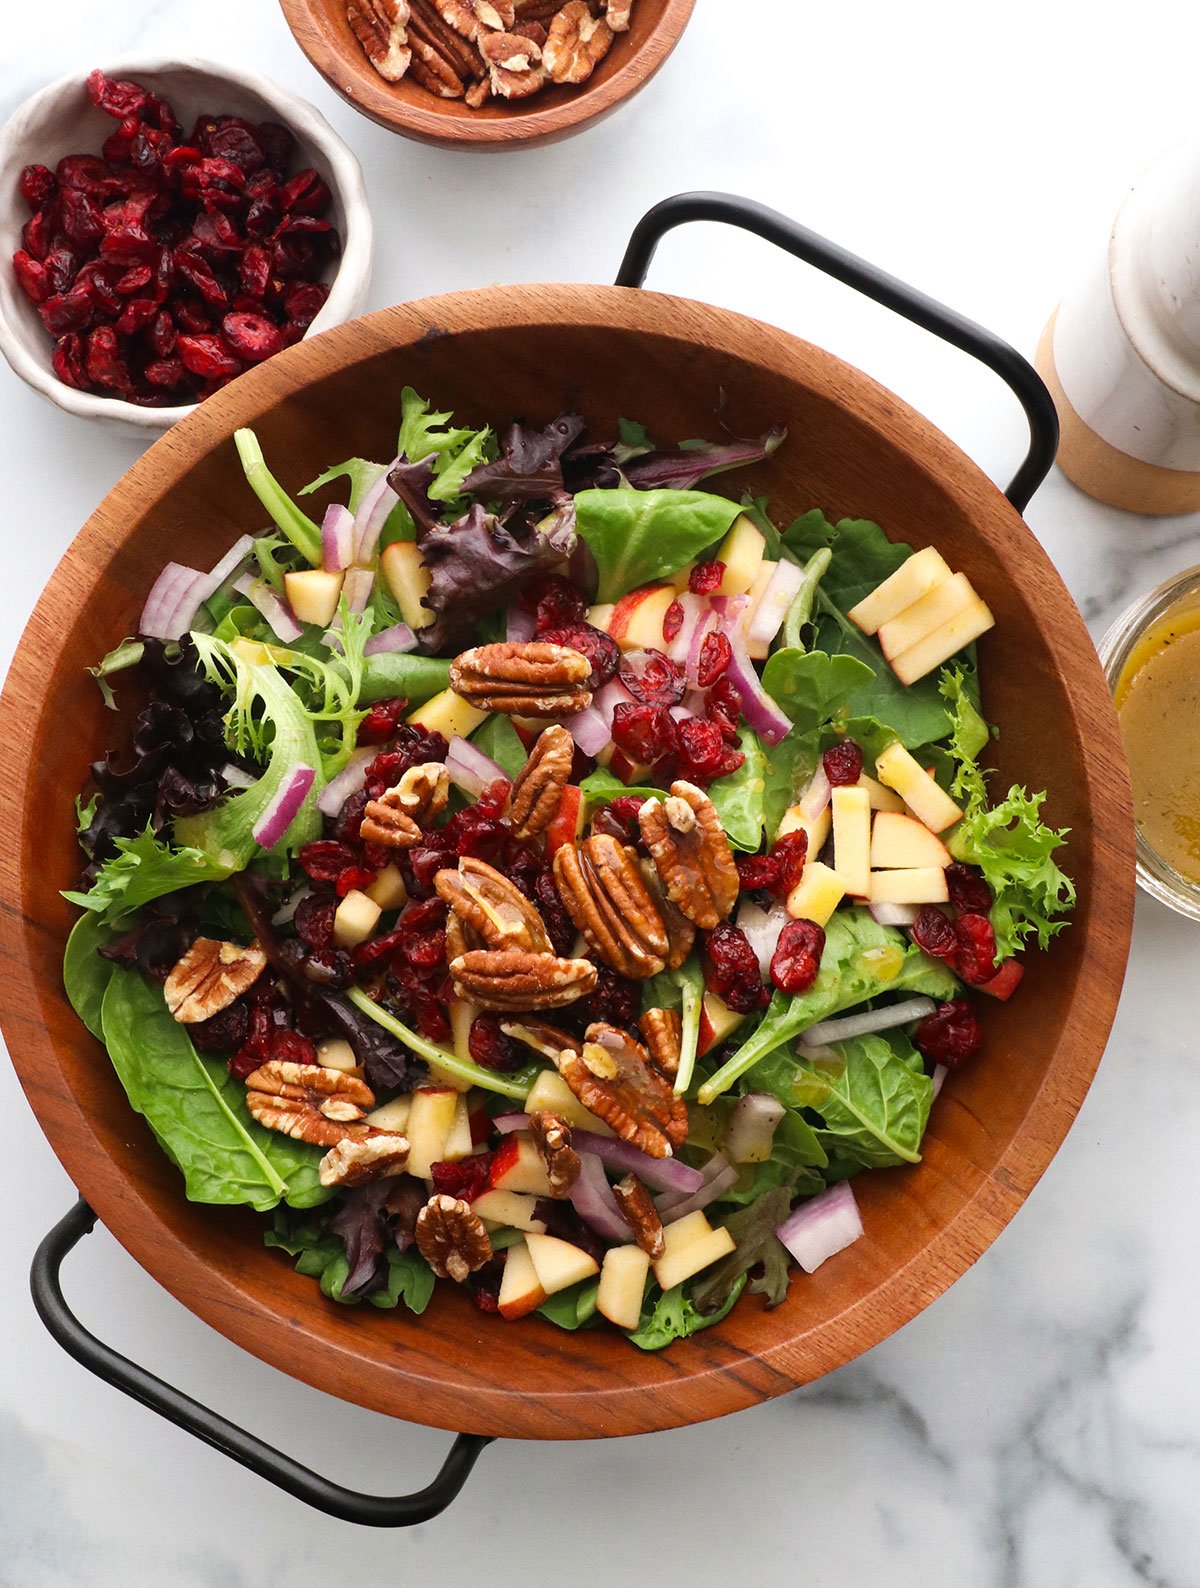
[3,2,1199,1583]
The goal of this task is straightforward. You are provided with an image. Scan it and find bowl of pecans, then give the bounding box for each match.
[0,57,372,431]
[278,0,697,149]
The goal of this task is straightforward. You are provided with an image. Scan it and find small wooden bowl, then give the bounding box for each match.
[278,0,697,149]
[0,286,1134,1441]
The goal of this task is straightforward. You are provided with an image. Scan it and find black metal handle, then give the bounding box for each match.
[31,1200,492,1527]
[615,192,1059,514]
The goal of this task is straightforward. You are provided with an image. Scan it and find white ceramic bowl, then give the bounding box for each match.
[0,57,373,433]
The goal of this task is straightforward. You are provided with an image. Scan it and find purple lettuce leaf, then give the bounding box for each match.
[461,414,585,504]
[562,423,787,494]
[386,454,440,537]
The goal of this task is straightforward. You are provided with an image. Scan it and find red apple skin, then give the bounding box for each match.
[545,785,584,856]
[608,583,670,643]
[976,959,1024,1001]
[608,748,654,784]
[488,1135,520,1190]
[696,1005,716,1057]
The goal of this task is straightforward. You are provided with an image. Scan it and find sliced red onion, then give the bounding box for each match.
[316,748,373,817]
[592,676,635,730]
[506,605,537,643]
[564,706,611,757]
[139,563,213,642]
[322,504,356,572]
[364,622,417,657]
[799,765,832,821]
[735,898,788,976]
[220,762,257,791]
[869,901,919,928]
[725,626,792,746]
[655,1149,733,1214]
[232,573,303,644]
[746,561,805,649]
[271,884,311,926]
[657,1161,740,1223]
[668,704,693,724]
[567,1151,633,1244]
[725,1093,786,1164]
[711,592,751,632]
[665,593,707,665]
[932,1064,949,1099]
[797,997,938,1049]
[252,764,316,850]
[342,566,374,615]
[351,463,399,565]
[776,1181,863,1273]
[205,533,255,592]
[446,736,507,800]
[574,1132,703,1193]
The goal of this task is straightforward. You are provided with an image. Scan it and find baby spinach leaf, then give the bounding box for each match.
[801,1032,933,1167]
[708,727,768,851]
[761,727,821,844]
[63,911,117,1040]
[628,1274,746,1351]
[579,767,661,810]
[101,969,329,1212]
[536,1278,600,1330]
[782,511,910,613]
[359,651,452,707]
[761,649,875,738]
[472,713,528,780]
[575,488,744,603]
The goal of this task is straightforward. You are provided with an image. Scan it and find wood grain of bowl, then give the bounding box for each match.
[278,0,697,149]
[0,286,1135,1441]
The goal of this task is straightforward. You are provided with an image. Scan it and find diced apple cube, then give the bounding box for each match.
[714,515,767,595]
[332,889,381,948]
[525,1232,600,1296]
[596,1245,652,1330]
[472,1190,548,1234]
[364,863,408,912]
[406,1087,460,1178]
[858,773,906,813]
[407,687,488,741]
[698,991,748,1056]
[847,545,953,635]
[365,1095,412,1132]
[586,602,615,631]
[440,1095,474,1161]
[874,742,963,834]
[652,1212,737,1291]
[489,1133,555,1197]
[776,802,832,855]
[870,811,952,869]
[889,593,996,686]
[498,1241,547,1320]
[660,1210,715,1249]
[380,541,433,630]
[868,867,951,905]
[831,786,871,898]
[449,998,481,1069]
[609,584,678,651]
[785,860,846,926]
[316,1038,358,1073]
[741,561,780,660]
[284,568,345,629]
[877,571,976,663]
[523,1069,615,1135]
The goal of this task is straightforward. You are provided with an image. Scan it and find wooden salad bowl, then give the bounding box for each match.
[0,285,1134,1441]
[278,0,697,150]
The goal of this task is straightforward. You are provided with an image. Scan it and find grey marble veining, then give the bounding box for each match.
[4,2,1200,1584]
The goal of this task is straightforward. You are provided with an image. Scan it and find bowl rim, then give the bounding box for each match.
[0,284,1136,1439]
[0,53,373,431]
[277,0,698,149]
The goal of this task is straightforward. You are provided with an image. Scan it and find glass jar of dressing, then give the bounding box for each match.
[1099,565,1200,918]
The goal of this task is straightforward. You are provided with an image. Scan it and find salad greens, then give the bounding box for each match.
[61,385,1077,1351]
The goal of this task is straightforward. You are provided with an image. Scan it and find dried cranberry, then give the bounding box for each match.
[431,1154,492,1202]
[222,310,284,363]
[539,623,620,689]
[280,279,328,327]
[822,739,864,787]
[525,573,586,631]
[365,728,449,794]
[688,560,726,595]
[114,264,152,294]
[115,296,158,336]
[173,249,227,307]
[705,675,743,740]
[281,167,332,214]
[696,629,732,688]
[176,332,241,379]
[675,717,744,785]
[736,853,782,892]
[703,923,769,1014]
[270,1028,318,1066]
[238,243,271,298]
[12,250,49,305]
[335,865,377,898]
[468,1014,522,1071]
[146,310,177,356]
[189,1000,251,1053]
[946,862,993,914]
[573,965,640,1030]
[39,283,96,337]
[359,697,408,745]
[43,245,78,294]
[592,793,645,844]
[298,839,357,881]
[271,234,316,278]
[51,333,87,389]
[22,208,53,262]
[770,919,826,994]
[18,163,56,211]
[769,830,809,896]
[301,947,352,990]
[953,912,998,985]
[58,187,105,248]
[294,893,337,948]
[56,154,123,196]
[914,999,982,1069]
[471,1255,504,1313]
[534,868,575,956]
[87,70,148,122]
[619,648,685,706]
[84,326,132,393]
[258,121,296,175]
[662,598,685,643]
[911,905,958,963]
[201,116,267,174]
[612,701,675,767]
[144,357,187,390]
[405,831,459,898]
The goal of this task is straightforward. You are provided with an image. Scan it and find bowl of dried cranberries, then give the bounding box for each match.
[0,57,372,431]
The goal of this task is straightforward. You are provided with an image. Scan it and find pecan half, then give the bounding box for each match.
[164,938,267,1023]
[347,0,412,80]
[245,1061,375,1147]
[318,1133,410,1187]
[410,0,486,79]
[394,762,450,824]
[450,641,591,717]
[360,790,423,849]
[445,909,485,964]
[553,834,668,979]
[432,0,514,37]
[416,1194,493,1281]
[638,781,739,929]
[509,724,574,840]
[514,0,558,17]
[435,857,552,953]
[640,860,696,970]
[554,1022,688,1158]
[606,0,633,31]
[465,76,492,105]
[612,1173,665,1258]
[638,1006,682,1080]
[479,31,548,98]
[544,1,613,83]
[500,1019,581,1066]
[528,1110,580,1196]
[449,947,597,1010]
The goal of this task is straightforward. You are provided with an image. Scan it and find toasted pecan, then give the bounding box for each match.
[416,1194,493,1281]
[553,1022,688,1158]
[543,1,613,83]
[612,1173,665,1258]
[449,947,597,1010]
[638,1006,682,1080]
[552,834,668,980]
[528,1110,580,1196]
[509,724,574,840]
[450,641,592,716]
[638,781,739,929]
[164,938,266,1023]
[435,857,552,954]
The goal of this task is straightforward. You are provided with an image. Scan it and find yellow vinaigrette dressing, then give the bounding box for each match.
[1115,602,1200,881]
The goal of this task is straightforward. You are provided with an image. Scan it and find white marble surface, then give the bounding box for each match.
[3,3,1200,1582]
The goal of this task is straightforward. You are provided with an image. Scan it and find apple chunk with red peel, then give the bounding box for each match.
[870,812,952,869]
[847,545,953,635]
[977,959,1024,1000]
[607,583,677,651]
[525,1233,600,1296]
[488,1133,555,1197]
[498,1240,547,1320]
[697,990,747,1056]
[597,1245,652,1330]
[545,784,585,857]
[472,1190,548,1234]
